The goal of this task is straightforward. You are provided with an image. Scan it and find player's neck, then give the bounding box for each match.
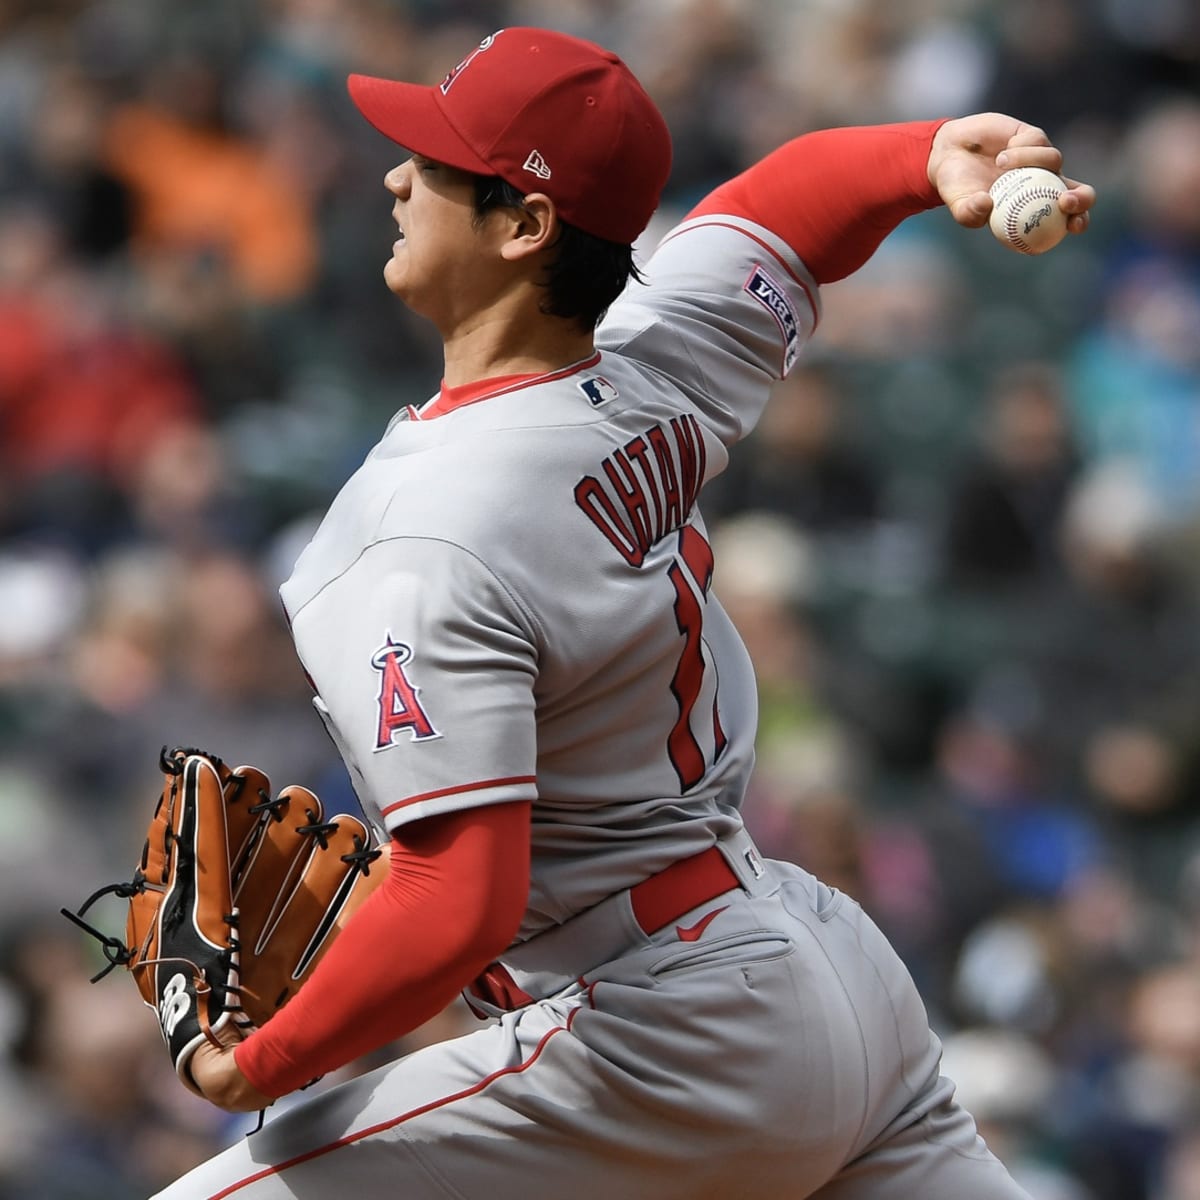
[440,311,595,389]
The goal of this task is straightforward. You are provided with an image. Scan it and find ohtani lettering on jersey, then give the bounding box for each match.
[573,414,707,567]
[372,635,441,749]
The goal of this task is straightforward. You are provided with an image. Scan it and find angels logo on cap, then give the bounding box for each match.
[439,32,499,95]
[347,28,672,244]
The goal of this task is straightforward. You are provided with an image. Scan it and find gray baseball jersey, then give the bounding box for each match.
[280,214,813,937]
[155,213,1031,1199]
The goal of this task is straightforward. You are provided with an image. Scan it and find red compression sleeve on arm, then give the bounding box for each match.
[688,120,946,284]
[234,800,531,1099]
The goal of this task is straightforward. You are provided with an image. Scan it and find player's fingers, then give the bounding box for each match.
[995,122,1063,173]
[1059,179,1096,234]
[1059,179,1096,212]
[948,189,993,228]
[995,144,1064,173]
[1003,121,1052,149]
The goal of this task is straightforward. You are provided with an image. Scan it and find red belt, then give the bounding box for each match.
[628,844,739,935]
[468,846,739,1013]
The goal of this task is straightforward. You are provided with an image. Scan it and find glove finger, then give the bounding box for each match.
[334,839,391,933]
[126,763,183,1005]
[266,813,377,972]
[136,760,181,894]
[224,763,274,883]
[241,814,385,1022]
[233,786,325,954]
[171,753,237,951]
[127,751,232,998]
[147,753,240,1075]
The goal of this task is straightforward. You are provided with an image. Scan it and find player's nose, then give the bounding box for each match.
[384,162,411,197]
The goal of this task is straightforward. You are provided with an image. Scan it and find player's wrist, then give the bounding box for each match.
[924,117,959,195]
[192,1040,276,1113]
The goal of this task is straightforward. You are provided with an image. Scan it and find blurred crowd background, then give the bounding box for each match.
[0,0,1198,1196]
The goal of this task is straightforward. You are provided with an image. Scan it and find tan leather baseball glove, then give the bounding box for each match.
[62,747,388,1088]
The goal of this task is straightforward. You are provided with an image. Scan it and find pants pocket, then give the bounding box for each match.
[647,930,793,978]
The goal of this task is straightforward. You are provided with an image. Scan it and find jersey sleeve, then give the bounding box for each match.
[598,216,820,450]
[287,535,539,833]
[599,121,945,452]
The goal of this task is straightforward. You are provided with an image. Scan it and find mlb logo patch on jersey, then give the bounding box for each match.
[744,265,799,376]
[578,375,619,407]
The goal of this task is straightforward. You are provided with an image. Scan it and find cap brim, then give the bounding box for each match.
[347,74,495,176]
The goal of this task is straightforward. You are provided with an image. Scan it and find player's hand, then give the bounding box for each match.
[188,1040,277,1113]
[927,113,1095,235]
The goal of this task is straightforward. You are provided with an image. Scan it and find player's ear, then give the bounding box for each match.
[499,193,559,263]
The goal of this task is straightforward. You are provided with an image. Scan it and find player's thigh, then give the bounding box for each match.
[150,1012,570,1200]
[794,880,1031,1199]
[148,1078,459,1199]
[153,992,757,1200]
[810,1093,1034,1200]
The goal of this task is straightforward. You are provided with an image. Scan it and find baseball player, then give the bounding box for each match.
[157,26,1094,1200]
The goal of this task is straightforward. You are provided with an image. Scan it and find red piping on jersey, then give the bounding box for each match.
[208,1016,579,1199]
[380,775,537,817]
[658,218,820,330]
[410,352,602,421]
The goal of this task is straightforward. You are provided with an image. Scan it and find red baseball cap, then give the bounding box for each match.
[347,27,672,245]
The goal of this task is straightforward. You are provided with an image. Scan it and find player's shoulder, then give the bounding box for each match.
[624,212,818,312]
[282,354,719,617]
[375,358,711,560]
[600,212,820,372]
[280,429,556,619]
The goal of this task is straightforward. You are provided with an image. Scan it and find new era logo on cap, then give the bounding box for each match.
[523,150,552,180]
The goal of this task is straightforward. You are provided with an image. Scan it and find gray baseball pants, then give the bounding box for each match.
[153,833,1032,1199]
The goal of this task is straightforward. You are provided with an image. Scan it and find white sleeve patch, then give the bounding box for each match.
[743,264,800,377]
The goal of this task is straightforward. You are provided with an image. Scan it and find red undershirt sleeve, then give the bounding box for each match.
[687,120,948,284]
[234,799,531,1100]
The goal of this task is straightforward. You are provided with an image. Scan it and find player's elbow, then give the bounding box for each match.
[389,798,532,969]
[450,862,528,970]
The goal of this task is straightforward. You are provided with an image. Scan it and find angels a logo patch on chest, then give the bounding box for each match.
[372,634,441,748]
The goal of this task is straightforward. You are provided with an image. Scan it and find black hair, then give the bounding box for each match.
[471,174,642,332]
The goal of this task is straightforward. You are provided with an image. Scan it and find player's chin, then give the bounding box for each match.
[382,253,407,295]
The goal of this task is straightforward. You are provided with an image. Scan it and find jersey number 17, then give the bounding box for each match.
[667,525,727,791]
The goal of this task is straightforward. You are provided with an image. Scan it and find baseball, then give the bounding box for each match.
[988,167,1069,255]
